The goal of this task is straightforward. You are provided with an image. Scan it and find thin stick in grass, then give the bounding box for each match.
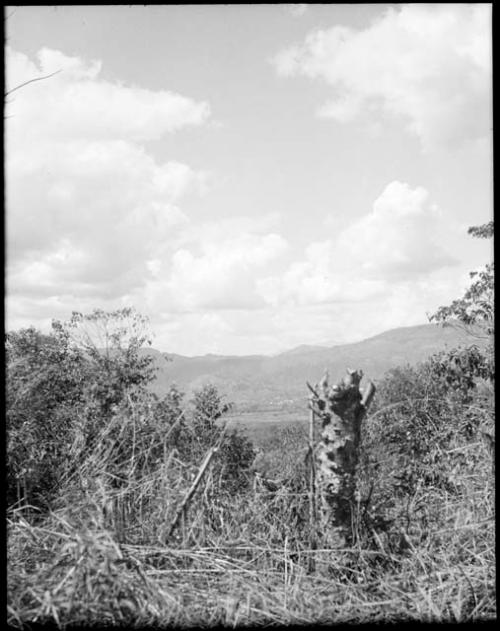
[308,395,317,572]
[166,446,219,542]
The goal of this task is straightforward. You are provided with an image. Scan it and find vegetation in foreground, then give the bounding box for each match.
[6,225,495,626]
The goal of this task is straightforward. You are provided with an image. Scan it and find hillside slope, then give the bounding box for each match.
[149,323,483,411]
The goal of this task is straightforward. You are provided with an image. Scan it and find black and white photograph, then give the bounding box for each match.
[6,4,494,626]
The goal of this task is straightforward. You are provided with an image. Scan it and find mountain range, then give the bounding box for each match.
[147,323,484,412]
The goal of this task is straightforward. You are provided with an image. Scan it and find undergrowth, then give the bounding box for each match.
[6,310,496,626]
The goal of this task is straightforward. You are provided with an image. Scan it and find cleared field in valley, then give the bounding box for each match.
[225,408,307,428]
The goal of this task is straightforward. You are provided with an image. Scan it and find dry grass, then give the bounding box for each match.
[7,396,496,627]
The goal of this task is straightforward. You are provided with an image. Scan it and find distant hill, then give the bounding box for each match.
[147,323,485,412]
[279,344,329,356]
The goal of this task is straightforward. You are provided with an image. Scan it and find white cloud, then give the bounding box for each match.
[272,4,492,150]
[113,211,291,325]
[6,47,212,316]
[336,181,457,279]
[7,139,196,292]
[6,47,210,141]
[257,181,457,307]
[164,232,289,311]
[173,212,284,251]
[317,92,362,123]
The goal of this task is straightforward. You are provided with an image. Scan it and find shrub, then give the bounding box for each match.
[6,326,86,510]
[6,308,159,513]
[358,342,495,552]
[190,384,256,494]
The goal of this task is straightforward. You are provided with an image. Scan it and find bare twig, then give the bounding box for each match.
[307,397,317,571]
[361,380,376,411]
[166,446,219,541]
[5,70,62,97]
[163,410,186,444]
[306,381,318,397]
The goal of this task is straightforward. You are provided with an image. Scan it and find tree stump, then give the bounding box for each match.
[308,368,375,548]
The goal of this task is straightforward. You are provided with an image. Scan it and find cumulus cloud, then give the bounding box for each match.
[336,181,457,279]
[6,47,210,141]
[147,230,289,312]
[173,212,284,252]
[6,47,211,315]
[257,181,457,307]
[272,4,492,150]
[7,137,199,297]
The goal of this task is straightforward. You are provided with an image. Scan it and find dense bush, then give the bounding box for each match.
[6,309,256,519]
[6,325,87,510]
[358,342,495,551]
[6,309,159,511]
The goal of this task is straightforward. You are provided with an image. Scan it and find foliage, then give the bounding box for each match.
[152,384,192,458]
[7,305,495,626]
[7,309,257,516]
[6,309,162,511]
[429,222,494,336]
[358,347,494,546]
[212,429,256,494]
[6,326,85,510]
[190,384,255,494]
[8,371,495,625]
[427,345,494,402]
[60,308,158,415]
[192,384,232,438]
[467,221,493,238]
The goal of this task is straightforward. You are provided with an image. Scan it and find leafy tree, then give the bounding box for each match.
[7,307,257,516]
[429,222,494,337]
[359,348,494,547]
[152,384,192,459]
[6,308,158,511]
[428,345,493,403]
[215,430,256,494]
[190,384,255,492]
[6,326,86,509]
[192,384,232,440]
[58,307,158,417]
[468,221,493,239]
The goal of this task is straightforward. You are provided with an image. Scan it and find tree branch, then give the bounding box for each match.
[5,70,62,97]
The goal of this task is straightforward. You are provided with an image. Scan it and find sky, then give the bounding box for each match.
[5,4,493,356]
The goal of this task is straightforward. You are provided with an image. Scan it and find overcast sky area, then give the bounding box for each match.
[5,4,493,356]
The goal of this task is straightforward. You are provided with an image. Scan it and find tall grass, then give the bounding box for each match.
[7,373,496,626]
